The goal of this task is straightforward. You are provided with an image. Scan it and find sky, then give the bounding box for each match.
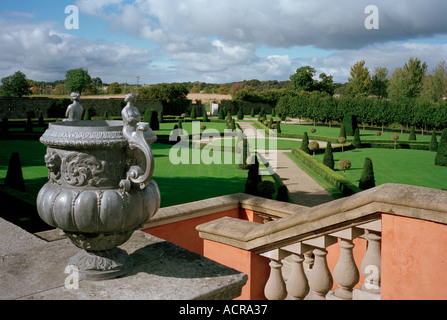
[1,0,447,85]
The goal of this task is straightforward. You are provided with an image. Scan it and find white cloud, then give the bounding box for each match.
[0,15,154,83]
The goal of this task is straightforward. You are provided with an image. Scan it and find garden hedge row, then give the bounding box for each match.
[291,147,362,196]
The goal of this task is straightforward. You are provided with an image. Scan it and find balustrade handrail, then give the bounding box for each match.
[197,183,447,254]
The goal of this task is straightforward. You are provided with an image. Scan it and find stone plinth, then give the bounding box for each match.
[0,219,247,300]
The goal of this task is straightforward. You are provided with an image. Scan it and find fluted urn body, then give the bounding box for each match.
[37,119,160,280]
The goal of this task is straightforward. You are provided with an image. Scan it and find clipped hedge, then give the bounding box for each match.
[291,147,361,196]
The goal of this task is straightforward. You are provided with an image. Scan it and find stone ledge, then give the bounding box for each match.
[1,229,247,300]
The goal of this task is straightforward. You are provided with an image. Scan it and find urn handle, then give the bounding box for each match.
[120,122,155,191]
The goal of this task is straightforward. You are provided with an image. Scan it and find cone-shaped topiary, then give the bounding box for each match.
[250,108,255,117]
[203,110,209,122]
[359,157,376,190]
[244,156,261,195]
[430,132,438,152]
[5,152,26,192]
[218,107,225,120]
[190,106,197,119]
[435,129,447,166]
[301,131,310,154]
[323,141,334,170]
[342,115,358,136]
[275,185,290,202]
[276,120,282,134]
[339,123,347,139]
[237,107,244,120]
[408,126,416,141]
[353,128,362,148]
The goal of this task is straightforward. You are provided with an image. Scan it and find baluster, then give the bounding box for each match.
[360,233,381,293]
[261,249,287,300]
[264,259,287,300]
[307,248,333,300]
[303,250,314,275]
[286,254,310,300]
[353,232,382,300]
[332,239,359,299]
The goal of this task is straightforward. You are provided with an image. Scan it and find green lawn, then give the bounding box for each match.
[0,140,248,208]
[314,148,447,190]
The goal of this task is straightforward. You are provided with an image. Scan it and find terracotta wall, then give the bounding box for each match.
[381,214,447,300]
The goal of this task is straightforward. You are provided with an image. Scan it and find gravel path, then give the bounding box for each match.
[237,121,334,207]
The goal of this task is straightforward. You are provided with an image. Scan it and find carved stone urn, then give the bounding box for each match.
[37,97,160,280]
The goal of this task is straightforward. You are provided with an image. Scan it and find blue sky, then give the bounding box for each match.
[1,0,447,85]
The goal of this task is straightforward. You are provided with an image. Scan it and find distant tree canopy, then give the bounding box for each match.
[289,66,335,95]
[137,83,189,100]
[65,68,92,95]
[0,71,31,97]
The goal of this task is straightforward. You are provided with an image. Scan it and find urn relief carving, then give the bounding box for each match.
[37,93,160,280]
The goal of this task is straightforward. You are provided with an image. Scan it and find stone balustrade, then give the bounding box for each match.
[196,183,447,300]
[261,220,381,300]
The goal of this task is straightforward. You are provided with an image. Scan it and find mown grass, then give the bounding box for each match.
[0,140,249,208]
[314,148,447,190]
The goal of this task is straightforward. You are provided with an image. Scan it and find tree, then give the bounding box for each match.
[323,142,334,170]
[342,115,358,136]
[339,123,347,139]
[245,157,261,195]
[345,60,372,97]
[108,82,122,94]
[435,129,447,166]
[65,68,92,95]
[403,57,427,99]
[289,66,317,92]
[218,108,225,120]
[138,83,188,100]
[190,106,197,119]
[317,73,335,95]
[1,71,31,97]
[359,157,376,190]
[143,109,159,131]
[421,60,447,102]
[388,58,427,100]
[371,67,389,98]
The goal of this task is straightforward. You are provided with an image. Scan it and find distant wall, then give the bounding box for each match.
[0,97,189,119]
[219,100,274,115]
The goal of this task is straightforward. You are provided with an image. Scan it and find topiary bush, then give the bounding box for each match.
[5,152,26,192]
[358,157,376,190]
[435,129,447,166]
[391,134,399,150]
[430,132,438,152]
[245,156,261,195]
[143,109,160,130]
[218,107,225,120]
[353,128,362,148]
[301,131,310,154]
[256,180,276,199]
[323,141,334,170]
[275,185,290,202]
[308,141,319,158]
[337,158,351,176]
[237,107,244,120]
[339,123,347,139]
[408,126,416,141]
[190,106,197,119]
[342,115,358,136]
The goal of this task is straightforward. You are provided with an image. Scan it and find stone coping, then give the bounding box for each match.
[196,184,447,253]
[0,223,247,300]
[143,193,307,229]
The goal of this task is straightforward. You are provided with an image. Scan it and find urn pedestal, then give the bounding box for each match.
[37,120,160,280]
